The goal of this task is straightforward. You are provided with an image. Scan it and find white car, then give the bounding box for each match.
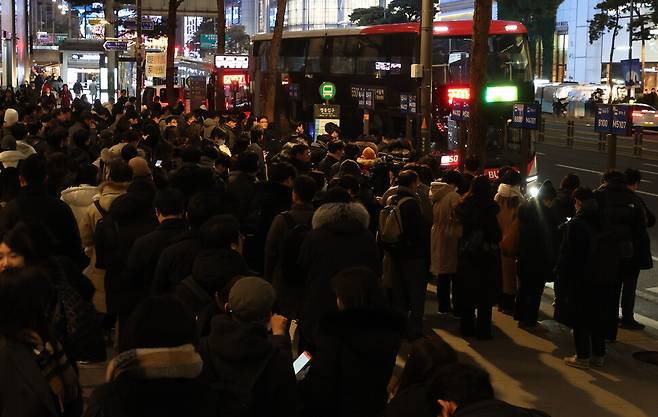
[627,103,658,128]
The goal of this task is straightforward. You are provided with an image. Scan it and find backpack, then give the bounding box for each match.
[280,212,311,285]
[92,200,121,270]
[378,196,414,246]
[582,222,621,285]
[202,338,277,417]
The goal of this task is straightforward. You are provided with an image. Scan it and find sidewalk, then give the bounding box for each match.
[422,285,658,417]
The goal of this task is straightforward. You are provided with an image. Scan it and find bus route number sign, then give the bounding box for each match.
[594,105,612,134]
[319,82,336,101]
[611,105,632,136]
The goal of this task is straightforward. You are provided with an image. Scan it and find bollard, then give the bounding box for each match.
[633,126,643,156]
[607,133,617,170]
[566,120,574,148]
[598,133,606,151]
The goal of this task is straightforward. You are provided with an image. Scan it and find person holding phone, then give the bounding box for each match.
[301,267,404,417]
[198,276,300,417]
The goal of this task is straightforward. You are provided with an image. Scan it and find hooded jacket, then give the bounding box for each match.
[302,309,404,417]
[199,315,300,417]
[61,184,99,231]
[175,249,249,314]
[79,182,130,249]
[298,202,380,348]
[429,181,462,275]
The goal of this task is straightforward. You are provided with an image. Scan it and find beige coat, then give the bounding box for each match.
[429,182,462,275]
[79,181,129,312]
[495,196,520,295]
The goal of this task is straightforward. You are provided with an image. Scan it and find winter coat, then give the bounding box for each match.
[119,218,188,315]
[76,182,129,312]
[84,373,217,417]
[595,180,648,269]
[429,181,462,275]
[0,184,88,269]
[226,171,258,221]
[298,201,381,347]
[495,195,520,295]
[302,309,404,417]
[61,185,100,239]
[264,201,315,317]
[169,163,223,204]
[634,194,655,270]
[455,197,502,307]
[175,249,249,314]
[202,118,219,140]
[383,384,434,417]
[382,184,433,227]
[553,188,575,225]
[103,195,158,314]
[244,181,293,272]
[453,399,551,417]
[152,231,203,294]
[555,204,611,327]
[198,315,300,417]
[389,186,430,260]
[0,338,78,417]
[517,198,560,281]
[317,154,340,180]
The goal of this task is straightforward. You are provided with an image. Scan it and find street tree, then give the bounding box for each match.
[497,0,565,80]
[590,1,658,102]
[166,0,184,105]
[264,0,287,121]
[468,0,492,164]
[226,25,251,54]
[349,0,438,25]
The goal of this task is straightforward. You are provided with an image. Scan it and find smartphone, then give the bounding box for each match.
[155,160,162,168]
[293,351,312,375]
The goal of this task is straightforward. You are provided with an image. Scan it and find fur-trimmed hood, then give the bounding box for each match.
[312,201,370,233]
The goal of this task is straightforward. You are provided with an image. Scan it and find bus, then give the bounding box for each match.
[251,20,536,179]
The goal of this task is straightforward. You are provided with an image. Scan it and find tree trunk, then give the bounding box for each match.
[468,0,493,166]
[608,11,620,104]
[216,0,226,111]
[264,0,287,121]
[165,0,180,106]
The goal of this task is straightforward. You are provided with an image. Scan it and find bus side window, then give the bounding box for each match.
[329,36,357,75]
[306,38,325,74]
[282,38,307,72]
[356,35,385,75]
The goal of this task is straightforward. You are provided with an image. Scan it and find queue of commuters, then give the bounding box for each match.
[0,90,652,417]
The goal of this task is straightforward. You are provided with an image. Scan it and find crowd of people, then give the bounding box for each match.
[0,89,653,417]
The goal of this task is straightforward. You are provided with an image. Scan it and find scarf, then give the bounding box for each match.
[106,344,203,382]
[496,183,523,200]
[18,330,79,413]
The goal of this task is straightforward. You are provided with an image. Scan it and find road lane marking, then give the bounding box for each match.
[536,151,546,156]
[555,164,602,174]
[646,287,658,294]
[644,163,658,168]
[555,164,652,185]
[640,170,658,175]
[636,189,658,197]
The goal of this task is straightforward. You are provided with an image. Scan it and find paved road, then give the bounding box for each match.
[536,141,658,322]
[543,116,658,158]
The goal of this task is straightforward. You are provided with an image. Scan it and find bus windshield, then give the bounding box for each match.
[433,34,531,84]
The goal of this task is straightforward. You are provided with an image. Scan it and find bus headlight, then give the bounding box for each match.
[528,184,539,198]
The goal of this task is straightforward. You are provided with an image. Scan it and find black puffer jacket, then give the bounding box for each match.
[175,249,249,314]
[298,201,381,348]
[302,309,404,417]
[517,198,560,281]
[198,315,300,417]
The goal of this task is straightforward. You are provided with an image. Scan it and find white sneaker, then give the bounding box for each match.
[564,355,590,369]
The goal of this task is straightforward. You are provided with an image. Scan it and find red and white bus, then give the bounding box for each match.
[251,20,536,178]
